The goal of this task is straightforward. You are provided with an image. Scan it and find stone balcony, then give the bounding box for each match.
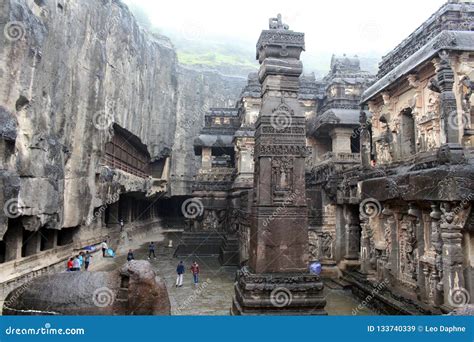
[192,167,235,192]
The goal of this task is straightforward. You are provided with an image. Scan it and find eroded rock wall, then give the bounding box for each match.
[0,0,245,236]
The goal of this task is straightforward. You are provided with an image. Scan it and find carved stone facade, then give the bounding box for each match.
[352,1,474,313]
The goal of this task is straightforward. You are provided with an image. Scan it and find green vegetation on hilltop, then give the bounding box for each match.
[177,51,256,69]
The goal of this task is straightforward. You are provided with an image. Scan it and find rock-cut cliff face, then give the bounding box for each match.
[0,0,245,236]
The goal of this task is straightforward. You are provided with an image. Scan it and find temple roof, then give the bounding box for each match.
[362,30,474,102]
[377,1,474,78]
[239,72,261,98]
[307,109,367,136]
[207,108,239,117]
[193,134,234,155]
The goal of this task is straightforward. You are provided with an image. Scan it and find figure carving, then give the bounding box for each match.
[269,14,289,30]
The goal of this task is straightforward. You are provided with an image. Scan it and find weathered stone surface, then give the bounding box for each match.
[0,0,244,237]
[170,66,245,196]
[3,261,170,315]
[119,260,171,315]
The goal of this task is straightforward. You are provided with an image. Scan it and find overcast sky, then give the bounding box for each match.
[124,0,447,57]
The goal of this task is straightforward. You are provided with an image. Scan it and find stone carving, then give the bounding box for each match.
[460,75,473,114]
[321,232,334,260]
[269,14,289,30]
[399,216,418,286]
[432,31,457,50]
[271,157,294,201]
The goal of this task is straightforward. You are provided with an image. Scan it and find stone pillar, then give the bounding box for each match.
[108,202,119,226]
[359,110,371,168]
[4,226,22,261]
[440,202,466,308]
[359,217,374,275]
[408,202,424,295]
[381,205,396,279]
[432,52,465,163]
[330,127,353,154]
[24,231,41,257]
[201,147,212,171]
[429,203,444,307]
[343,205,360,260]
[232,14,326,315]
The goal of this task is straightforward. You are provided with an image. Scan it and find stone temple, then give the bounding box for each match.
[0,0,473,315]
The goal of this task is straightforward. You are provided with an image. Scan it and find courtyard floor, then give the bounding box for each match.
[97,232,374,315]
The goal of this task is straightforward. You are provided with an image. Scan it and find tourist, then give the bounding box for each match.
[67,257,74,271]
[120,219,124,232]
[101,240,108,257]
[148,242,156,259]
[190,261,200,286]
[127,249,134,262]
[176,261,185,287]
[84,251,92,270]
[72,256,81,271]
[78,252,85,269]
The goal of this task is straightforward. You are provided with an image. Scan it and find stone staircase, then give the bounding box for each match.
[113,275,130,314]
[219,235,239,266]
[174,232,240,266]
[174,232,224,257]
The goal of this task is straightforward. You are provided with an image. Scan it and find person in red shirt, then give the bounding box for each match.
[67,257,74,271]
[190,261,200,286]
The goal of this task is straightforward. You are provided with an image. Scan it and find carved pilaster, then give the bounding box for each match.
[437,52,461,144]
[359,109,371,169]
[359,217,375,275]
[343,205,360,260]
[440,202,465,308]
[429,203,444,306]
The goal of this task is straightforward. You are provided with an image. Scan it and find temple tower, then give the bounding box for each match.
[232,14,326,315]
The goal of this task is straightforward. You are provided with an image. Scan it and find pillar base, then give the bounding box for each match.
[231,266,327,315]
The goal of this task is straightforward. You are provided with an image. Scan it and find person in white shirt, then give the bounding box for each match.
[101,241,108,257]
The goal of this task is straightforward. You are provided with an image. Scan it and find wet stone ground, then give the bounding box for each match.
[97,232,374,315]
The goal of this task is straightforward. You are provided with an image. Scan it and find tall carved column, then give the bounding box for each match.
[359,217,375,275]
[359,110,371,168]
[429,203,444,307]
[232,15,326,315]
[343,205,360,261]
[440,202,466,308]
[381,205,396,278]
[431,52,465,163]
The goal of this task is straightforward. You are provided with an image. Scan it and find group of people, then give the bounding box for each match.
[176,260,200,287]
[67,240,203,288]
[67,251,93,271]
[66,239,113,272]
[125,242,155,262]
